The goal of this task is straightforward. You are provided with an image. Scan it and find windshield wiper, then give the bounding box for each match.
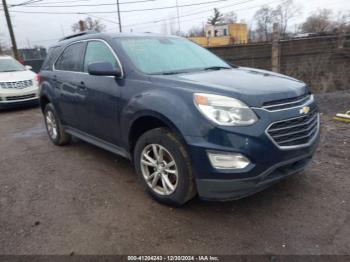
[151,70,190,75]
[204,66,232,71]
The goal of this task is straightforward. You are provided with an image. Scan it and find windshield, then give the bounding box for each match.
[116,37,230,74]
[0,58,25,72]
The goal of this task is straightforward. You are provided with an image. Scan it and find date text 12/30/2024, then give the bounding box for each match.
[127,256,220,261]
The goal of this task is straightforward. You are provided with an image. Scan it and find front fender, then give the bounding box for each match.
[120,87,212,146]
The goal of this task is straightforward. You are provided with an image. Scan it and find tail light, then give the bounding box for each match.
[35,74,41,82]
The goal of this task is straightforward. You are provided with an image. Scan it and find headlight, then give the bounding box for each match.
[193,93,258,126]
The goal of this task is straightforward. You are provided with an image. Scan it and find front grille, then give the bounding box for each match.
[0,80,33,89]
[262,94,312,111]
[6,94,36,101]
[266,107,319,148]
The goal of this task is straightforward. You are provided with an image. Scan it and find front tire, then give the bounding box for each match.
[134,128,196,206]
[44,103,71,146]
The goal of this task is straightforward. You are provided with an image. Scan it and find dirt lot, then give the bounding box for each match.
[0,92,349,255]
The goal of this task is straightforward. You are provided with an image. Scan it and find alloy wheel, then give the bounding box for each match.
[45,110,58,140]
[140,144,178,195]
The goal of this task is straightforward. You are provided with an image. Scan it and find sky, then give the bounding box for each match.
[0,0,349,49]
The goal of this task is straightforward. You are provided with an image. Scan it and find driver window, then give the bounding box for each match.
[84,41,119,73]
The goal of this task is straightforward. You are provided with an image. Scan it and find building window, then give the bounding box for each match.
[223,29,228,36]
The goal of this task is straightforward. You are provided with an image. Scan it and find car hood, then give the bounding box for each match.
[153,67,308,107]
[0,70,36,82]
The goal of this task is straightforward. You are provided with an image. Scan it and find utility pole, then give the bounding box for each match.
[116,0,122,32]
[60,24,66,37]
[2,0,19,60]
[175,0,181,35]
[271,23,280,73]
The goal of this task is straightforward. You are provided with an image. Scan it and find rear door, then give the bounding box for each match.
[53,42,87,131]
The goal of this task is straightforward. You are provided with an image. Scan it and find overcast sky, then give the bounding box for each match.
[0,0,349,49]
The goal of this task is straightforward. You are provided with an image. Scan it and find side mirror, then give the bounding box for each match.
[25,65,33,70]
[88,62,122,77]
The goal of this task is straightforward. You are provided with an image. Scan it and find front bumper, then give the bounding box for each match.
[0,86,39,109]
[0,97,39,109]
[196,154,313,200]
[185,100,320,201]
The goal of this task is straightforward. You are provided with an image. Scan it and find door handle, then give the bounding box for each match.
[52,75,60,88]
[78,81,86,89]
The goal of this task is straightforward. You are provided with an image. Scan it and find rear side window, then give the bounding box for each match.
[41,46,60,71]
[83,41,118,72]
[55,42,85,72]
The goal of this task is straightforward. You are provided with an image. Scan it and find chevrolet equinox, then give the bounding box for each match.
[39,32,320,206]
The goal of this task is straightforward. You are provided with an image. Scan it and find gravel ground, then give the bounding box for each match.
[0,92,349,255]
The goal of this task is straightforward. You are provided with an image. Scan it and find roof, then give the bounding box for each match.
[62,31,177,41]
[51,31,181,49]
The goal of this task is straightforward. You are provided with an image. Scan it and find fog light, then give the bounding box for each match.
[208,152,250,169]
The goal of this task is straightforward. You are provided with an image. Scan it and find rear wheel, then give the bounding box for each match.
[44,103,71,146]
[134,128,196,206]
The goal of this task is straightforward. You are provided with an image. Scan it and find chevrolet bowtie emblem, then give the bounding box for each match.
[300,106,310,115]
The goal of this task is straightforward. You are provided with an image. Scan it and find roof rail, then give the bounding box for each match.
[58,30,98,42]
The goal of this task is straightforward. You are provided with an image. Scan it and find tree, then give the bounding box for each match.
[207,8,224,25]
[253,6,276,41]
[72,17,106,33]
[300,9,335,33]
[335,11,350,33]
[273,0,301,37]
[222,11,237,24]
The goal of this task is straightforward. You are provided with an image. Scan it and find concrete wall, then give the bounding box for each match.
[189,36,234,47]
[209,34,350,93]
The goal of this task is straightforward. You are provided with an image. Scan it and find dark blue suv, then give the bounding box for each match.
[39,32,320,206]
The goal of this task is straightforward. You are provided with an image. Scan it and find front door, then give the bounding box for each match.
[80,40,123,144]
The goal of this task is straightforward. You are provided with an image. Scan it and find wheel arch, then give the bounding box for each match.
[127,111,188,156]
[39,94,51,112]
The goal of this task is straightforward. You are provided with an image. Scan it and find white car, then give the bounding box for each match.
[0,56,39,109]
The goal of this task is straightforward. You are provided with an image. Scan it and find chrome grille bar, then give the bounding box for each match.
[266,112,320,150]
[0,80,33,89]
[262,94,313,111]
[272,120,318,139]
[268,113,318,133]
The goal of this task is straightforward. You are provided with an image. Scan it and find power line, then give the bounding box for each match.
[10,0,159,7]
[13,0,94,5]
[122,0,286,30]
[121,0,238,23]
[124,0,254,27]
[7,0,288,45]
[86,13,119,25]
[171,0,287,25]
[5,0,241,13]
[77,0,253,27]
[25,0,285,44]
[12,0,45,6]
